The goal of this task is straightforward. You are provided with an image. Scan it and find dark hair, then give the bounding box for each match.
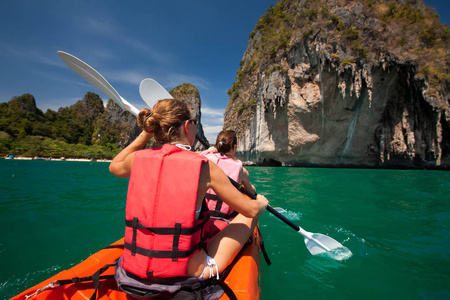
[215,130,237,156]
[137,99,191,144]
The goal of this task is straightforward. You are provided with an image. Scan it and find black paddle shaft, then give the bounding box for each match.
[195,134,210,149]
[227,177,300,232]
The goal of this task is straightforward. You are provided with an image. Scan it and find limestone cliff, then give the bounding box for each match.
[224,0,450,168]
[101,100,140,148]
[170,83,209,151]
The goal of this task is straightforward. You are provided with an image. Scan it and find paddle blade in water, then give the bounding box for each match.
[273,207,287,213]
[321,246,353,261]
[304,233,345,255]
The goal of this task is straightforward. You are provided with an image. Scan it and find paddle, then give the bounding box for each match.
[139,78,173,108]
[139,78,209,148]
[190,133,347,256]
[58,52,209,149]
[137,82,346,256]
[227,177,347,256]
[58,52,347,257]
[57,51,140,117]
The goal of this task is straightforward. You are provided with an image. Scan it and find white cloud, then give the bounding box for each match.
[89,48,116,61]
[163,73,211,91]
[0,44,64,68]
[201,107,224,126]
[199,106,225,142]
[76,15,172,66]
[202,125,223,144]
[78,16,121,38]
[203,125,224,134]
[201,107,225,118]
[107,70,147,86]
[122,38,172,64]
[32,69,92,88]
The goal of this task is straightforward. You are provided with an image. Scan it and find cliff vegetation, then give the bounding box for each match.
[224,0,449,168]
[227,0,448,126]
[0,84,210,158]
[0,93,138,159]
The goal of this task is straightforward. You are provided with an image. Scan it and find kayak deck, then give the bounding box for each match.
[11,229,261,300]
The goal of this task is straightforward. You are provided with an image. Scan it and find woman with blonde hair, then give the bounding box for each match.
[109,99,268,299]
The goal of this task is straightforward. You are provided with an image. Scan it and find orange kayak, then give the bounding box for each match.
[11,228,261,300]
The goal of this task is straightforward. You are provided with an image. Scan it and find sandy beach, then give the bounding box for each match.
[3,156,112,162]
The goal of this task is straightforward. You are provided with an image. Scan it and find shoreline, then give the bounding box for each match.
[4,156,448,170]
[2,156,112,162]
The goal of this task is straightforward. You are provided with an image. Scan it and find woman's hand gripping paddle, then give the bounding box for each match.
[57,51,140,117]
[228,177,351,258]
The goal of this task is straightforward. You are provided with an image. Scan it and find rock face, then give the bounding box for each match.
[237,51,449,168]
[170,83,209,151]
[103,99,140,148]
[8,94,41,115]
[224,0,450,169]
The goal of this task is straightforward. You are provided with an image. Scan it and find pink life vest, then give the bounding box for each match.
[200,151,243,219]
[123,144,210,278]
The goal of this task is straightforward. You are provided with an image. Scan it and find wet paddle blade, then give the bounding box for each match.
[139,78,173,108]
[233,189,352,260]
[304,233,344,255]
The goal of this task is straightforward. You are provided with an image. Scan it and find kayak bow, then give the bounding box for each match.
[11,228,261,300]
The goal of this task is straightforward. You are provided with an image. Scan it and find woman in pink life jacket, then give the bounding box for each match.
[201,130,256,236]
[109,99,268,284]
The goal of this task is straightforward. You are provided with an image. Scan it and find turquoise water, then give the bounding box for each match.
[1,160,449,299]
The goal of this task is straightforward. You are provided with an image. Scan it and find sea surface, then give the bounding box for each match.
[1,159,449,299]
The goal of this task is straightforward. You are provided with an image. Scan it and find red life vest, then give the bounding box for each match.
[123,144,210,278]
[200,151,243,219]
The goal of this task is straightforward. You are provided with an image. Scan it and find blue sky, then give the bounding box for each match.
[0,0,448,142]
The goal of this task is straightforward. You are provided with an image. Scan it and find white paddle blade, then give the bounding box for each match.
[120,96,140,117]
[304,233,344,255]
[57,51,125,110]
[139,78,173,108]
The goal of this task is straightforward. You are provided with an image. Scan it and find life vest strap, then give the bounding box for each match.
[205,193,221,201]
[125,216,210,260]
[210,210,239,219]
[206,193,239,219]
[125,215,210,235]
[172,223,181,261]
[125,242,202,259]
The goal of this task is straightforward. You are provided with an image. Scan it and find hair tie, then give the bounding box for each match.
[219,142,223,146]
[144,112,153,123]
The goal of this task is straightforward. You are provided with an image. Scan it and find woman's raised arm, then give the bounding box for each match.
[109,131,153,178]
